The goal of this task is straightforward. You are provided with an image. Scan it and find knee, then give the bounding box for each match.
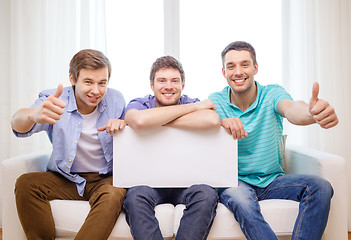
[310,176,334,200]
[93,185,126,210]
[186,184,219,206]
[124,186,155,209]
[15,173,37,198]
[220,187,257,211]
[109,186,126,204]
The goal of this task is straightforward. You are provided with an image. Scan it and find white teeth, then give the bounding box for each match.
[163,93,173,97]
[234,79,245,83]
[88,96,99,100]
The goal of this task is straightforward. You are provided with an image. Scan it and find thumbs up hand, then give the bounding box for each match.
[309,82,338,129]
[30,84,66,125]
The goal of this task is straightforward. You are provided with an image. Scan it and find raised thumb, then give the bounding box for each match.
[309,82,319,109]
[52,84,63,98]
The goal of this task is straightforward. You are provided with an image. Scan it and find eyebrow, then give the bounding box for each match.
[156,77,180,80]
[83,78,108,82]
[226,60,251,66]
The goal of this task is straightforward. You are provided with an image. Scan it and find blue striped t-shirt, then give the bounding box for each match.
[209,82,292,188]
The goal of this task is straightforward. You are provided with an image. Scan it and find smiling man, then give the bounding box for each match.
[11,49,126,240]
[209,41,338,240]
[123,56,220,240]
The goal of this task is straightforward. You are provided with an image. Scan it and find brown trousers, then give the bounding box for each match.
[15,172,126,240]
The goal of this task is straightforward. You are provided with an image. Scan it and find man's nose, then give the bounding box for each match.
[164,80,173,88]
[91,84,99,93]
[234,67,243,76]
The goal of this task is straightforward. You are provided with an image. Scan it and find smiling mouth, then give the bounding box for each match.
[233,78,247,83]
[162,93,175,97]
[88,95,100,102]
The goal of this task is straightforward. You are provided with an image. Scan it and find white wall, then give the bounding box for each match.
[0,0,11,227]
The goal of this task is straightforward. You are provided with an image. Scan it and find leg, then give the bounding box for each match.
[123,186,164,240]
[219,181,278,240]
[15,172,82,240]
[75,174,126,240]
[258,174,333,240]
[175,184,218,240]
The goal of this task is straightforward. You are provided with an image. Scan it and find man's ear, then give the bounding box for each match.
[254,63,258,75]
[222,67,226,78]
[69,73,76,86]
[150,81,154,91]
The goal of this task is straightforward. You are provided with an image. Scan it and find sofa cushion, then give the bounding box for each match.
[50,199,299,239]
[50,200,175,239]
[174,200,299,239]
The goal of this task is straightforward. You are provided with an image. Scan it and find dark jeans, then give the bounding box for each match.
[123,184,218,240]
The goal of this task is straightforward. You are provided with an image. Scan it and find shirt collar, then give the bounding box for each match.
[226,81,262,113]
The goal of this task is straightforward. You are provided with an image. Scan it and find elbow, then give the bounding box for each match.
[209,114,221,128]
[209,112,221,128]
[125,117,149,130]
[199,113,221,130]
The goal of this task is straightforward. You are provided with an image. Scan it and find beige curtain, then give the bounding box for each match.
[0,0,107,226]
[282,0,351,230]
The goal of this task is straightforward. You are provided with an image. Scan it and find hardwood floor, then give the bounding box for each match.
[0,230,349,240]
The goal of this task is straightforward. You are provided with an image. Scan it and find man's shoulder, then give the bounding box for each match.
[38,86,73,101]
[179,95,199,104]
[126,95,154,111]
[104,88,125,101]
[129,95,154,105]
[260,83,286,93]
[209,86,229,100]
[259,83,291,99]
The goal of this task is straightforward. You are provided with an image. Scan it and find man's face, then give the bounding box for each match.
[222,50,258,95]
[151,68,184,107]
[70,67,108,115]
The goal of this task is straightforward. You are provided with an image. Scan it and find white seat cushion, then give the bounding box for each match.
[50,199,299,239]
[174,200,299,239]
[50,200,175,239]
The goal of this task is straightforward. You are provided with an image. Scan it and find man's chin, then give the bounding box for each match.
[156,98,179,107]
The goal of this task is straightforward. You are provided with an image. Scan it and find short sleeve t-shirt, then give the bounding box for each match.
[209,82,293,188]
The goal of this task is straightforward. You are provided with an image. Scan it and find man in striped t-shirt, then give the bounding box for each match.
[209,41,338,240]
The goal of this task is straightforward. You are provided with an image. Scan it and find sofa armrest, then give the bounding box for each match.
[1,152,50,240]
[285,145,348,240]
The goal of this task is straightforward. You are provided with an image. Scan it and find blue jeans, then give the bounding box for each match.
[219,174,333,240]
[123,184,218,240]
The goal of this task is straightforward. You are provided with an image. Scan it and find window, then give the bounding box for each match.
[180,0,282,99]
[105,0,164,102]
[106,0,281,102]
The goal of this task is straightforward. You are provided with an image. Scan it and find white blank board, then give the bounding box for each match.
[113,126,237,188]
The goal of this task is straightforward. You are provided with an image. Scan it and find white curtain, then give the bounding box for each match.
[282,0,351,229]
[0,0,106,226]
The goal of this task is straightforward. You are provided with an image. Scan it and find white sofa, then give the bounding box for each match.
[1,143,348,239]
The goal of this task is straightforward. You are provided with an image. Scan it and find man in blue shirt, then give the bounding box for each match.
[11,49,126,240]
[209,41,338,240]
[123,56,220,240]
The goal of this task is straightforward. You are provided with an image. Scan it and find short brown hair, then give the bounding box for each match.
[221,41,257,66]
[69,49,111,83]
[149,56,185,83]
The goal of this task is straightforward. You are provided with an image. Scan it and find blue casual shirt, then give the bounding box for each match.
[13,86,126,196]
[209,82,293,188]
[126,94,199,111]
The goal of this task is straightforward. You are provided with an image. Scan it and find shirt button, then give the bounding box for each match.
[69,159,72,162]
